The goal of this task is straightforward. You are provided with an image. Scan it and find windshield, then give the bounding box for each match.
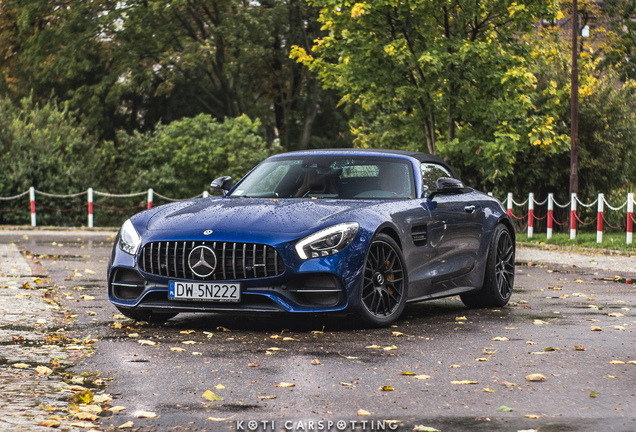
[229,156,415,199]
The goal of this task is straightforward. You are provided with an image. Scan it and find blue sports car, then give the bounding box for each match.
[108,149,515,326]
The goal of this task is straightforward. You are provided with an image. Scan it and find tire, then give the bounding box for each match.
[358,234,408,327]
[460,224,515,308]
[116,306,178,323]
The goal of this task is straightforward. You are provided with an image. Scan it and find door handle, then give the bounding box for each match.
[464,205,476,214]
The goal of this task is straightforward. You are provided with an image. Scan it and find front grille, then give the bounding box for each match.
[139,241,284,281]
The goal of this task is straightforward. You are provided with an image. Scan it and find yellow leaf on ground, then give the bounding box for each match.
[258,395,277,399]
[133,411,157,418]
[39,420,61,427]
[492,337,509,341]
[35,366,52,375]
[170,347,186,352]
[414,375,431,380]
[451,380,478,385]
[357,409,371,416]
[202,390,224,401]
[609,360,625,365]
[215,384,225,389]
[119,421,134,429]
[138,340,156,346]
[591,326,603,331]
[110,406,127,412]
[525,374,548,382]
[182,340,197,345]
[274,382,295,388]
[380,386,395,391]
[12,363,29,369]
[311,359,322,365]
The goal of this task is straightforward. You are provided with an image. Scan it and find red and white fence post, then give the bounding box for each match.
[627,193,634,245]
[147,188,154,210]
[507,193,513,217]
[547,193,554,239]
[597,193,604,243]
[88,188,94,228]
[29,187,36,227]
[527,193,534,237]
[570,193,577,240]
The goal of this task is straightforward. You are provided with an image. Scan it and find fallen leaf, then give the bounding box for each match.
[69,421,97,428]
[110,406,127,412]
[84,269,96,274]
[138,340,156,346]
[215,384,225,389]
[608,312,625,317]
[216,326,231,332]
[180,330,195,334]
[574,345,586,351]
[39,420,61,427]
[170,347,186,352]
[483,388,497,393]
[524,414,541,419]
[357,409,371,416]
[133,411,157,418]
[391,331,404,337]
[491,337,509,342]
[80,295,95,301]
[275,382,295,388]
[12,363,30,369]
[311,359,322,365]
[35,366,53,375]
[413,426,441,432]
[182,340,197,345]
[533,319,549,325]
[413,375,431,380]
[451,380,478,385]
[203,390,224,401]
[474,358,489,362]
[119,421,134,429]
[207,416,237,421]
[525,374,548,382]
[258,395,277,399]
[591,326,603,331]
[402,371,415,376]
[75,412,99,421]
[247,363,259,367]
[590,390,597,398]
[340,382,354,387]
[609,360,625,365]
[366,344,381,349]
[498,406,514,412]
[380,386,395,391]
[455,316,467,321]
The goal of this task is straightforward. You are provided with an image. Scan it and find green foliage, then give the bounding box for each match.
[298,0,566,181]
[0,96,95,226]
[103,114,272,198]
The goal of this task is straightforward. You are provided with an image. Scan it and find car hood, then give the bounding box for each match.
[144,198,376,236]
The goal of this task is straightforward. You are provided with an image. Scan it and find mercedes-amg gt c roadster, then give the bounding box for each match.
[108,149,515,326]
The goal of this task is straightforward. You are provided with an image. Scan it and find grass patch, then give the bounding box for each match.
[517,232,636,253]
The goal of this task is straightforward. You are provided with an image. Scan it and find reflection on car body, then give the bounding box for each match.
[108,149,515,326]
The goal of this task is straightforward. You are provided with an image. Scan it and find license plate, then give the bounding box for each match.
[169,281,241,302]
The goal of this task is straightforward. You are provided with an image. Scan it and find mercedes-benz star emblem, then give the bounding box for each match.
[188,245,217,278]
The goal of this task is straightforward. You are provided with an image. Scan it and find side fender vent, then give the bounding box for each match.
[411,224,428,247]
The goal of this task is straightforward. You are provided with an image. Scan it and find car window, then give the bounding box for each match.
[229,156,415,199]
[421,163,452,197]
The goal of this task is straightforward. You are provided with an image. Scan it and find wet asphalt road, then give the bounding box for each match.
[4,231,636,432]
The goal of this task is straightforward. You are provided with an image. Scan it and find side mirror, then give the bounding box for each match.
[429,177,465,199]
[210,176,232,194]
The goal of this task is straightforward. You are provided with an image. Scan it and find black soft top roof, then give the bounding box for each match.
[280,148,459,179]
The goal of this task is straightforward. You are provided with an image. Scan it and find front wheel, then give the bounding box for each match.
[460,224,515,308]
[358,234,408,327]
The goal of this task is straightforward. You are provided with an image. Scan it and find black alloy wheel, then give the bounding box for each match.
[359,234,407,326]
[461,224,515,308]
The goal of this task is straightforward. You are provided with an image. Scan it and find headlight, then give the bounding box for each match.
[295,222,359,260]
[119,219,141,255]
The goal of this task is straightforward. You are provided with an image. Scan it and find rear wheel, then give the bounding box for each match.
[358,234,407,327]
[116,306,178,323]
[460,224,515,308]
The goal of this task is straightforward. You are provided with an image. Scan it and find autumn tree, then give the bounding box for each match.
[294,0,567,181]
